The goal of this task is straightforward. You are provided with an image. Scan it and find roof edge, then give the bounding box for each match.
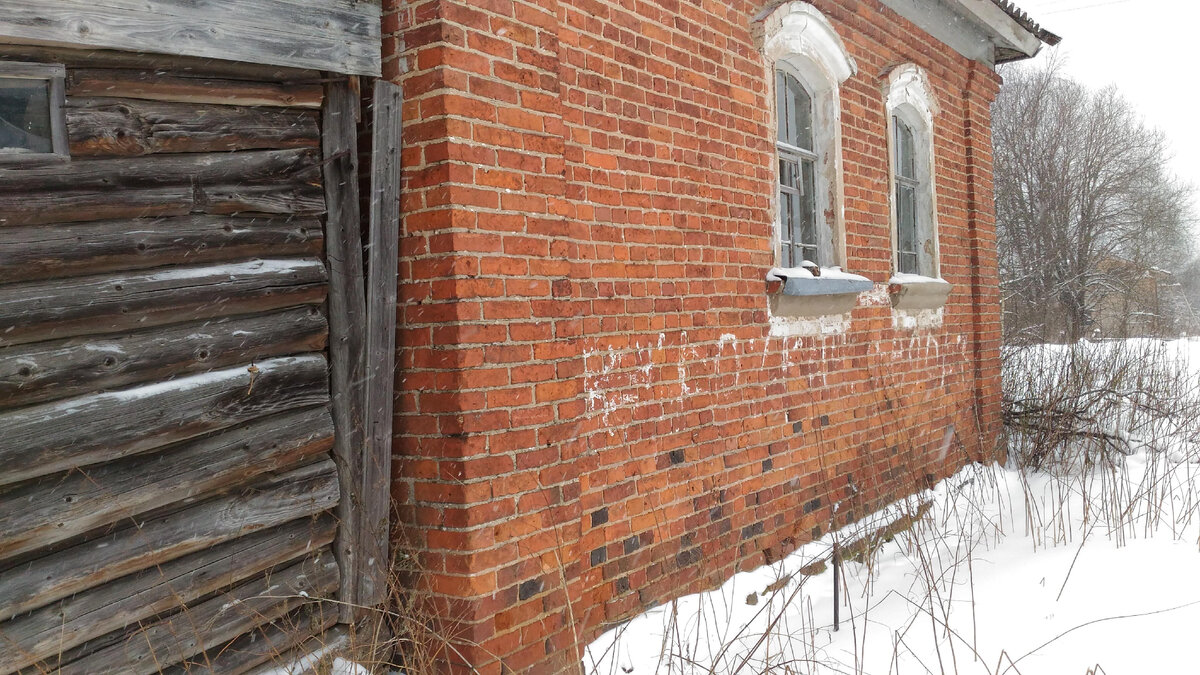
[952,0,1060,63]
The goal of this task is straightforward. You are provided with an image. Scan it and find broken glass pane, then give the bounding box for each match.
[0,78,52,154]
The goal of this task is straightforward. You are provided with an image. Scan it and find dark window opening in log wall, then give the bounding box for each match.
[0,62,67,161]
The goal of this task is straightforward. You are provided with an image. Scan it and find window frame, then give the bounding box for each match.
[0,61,69,165]
[775,67,821,268]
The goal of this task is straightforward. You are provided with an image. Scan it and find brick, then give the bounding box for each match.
[388,0,1008,670]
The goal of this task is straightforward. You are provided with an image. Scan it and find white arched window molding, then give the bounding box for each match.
[763,2,871,323]
[884,64,952,312]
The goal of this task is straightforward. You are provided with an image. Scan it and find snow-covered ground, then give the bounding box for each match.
[585,339,1200,675]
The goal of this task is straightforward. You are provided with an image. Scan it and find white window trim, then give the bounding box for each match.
[885,64,941,279]
[884,65,951,313]
[764,2,856,273]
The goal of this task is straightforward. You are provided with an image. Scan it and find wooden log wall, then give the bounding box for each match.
[0,46,350,674]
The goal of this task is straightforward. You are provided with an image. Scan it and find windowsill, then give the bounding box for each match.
[767,266,874,317]
[888,273,951,310]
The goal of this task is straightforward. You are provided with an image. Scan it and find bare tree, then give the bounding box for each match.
[993,58,1195,343]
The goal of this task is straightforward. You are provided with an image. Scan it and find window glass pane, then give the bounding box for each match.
[0,78,52,154]
[790,77,813,151]
[897,184,919,274]
[895,116,916,179]
[777,71,813,151]
[799,158,818,263]
[776,70,789,145]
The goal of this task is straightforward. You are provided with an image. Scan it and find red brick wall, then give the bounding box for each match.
[384,1,1004,672]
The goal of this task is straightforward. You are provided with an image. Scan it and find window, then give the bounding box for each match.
[0,62,68,163]
[762,2,856,272]
[893,115,920,274]
[885,65,939,278]
[776,69,818,268]
[762,3,867,327]
[885,65,951,313]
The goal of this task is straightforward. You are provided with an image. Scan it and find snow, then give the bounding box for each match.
[767,266,872,283]
[256,649,369,675]
[889,272,948,285]
[141,258,319,283]
[585,340,1200,675]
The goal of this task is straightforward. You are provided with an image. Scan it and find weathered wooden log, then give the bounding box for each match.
[0,214,324,284]
[0,405,335,565]
[0,185,194,226]
[202,179,326,216]
[0,257,328,346]
[0,147,319,192]
[0,182,324,226]
[162,611,343,675]
[0,307,327,408]
[68,68,325,107]
[0,513,337,673]
[0,461,339,624]
[54,552,340,675]
[67,97,321,157]
[0,0,379,77]
[0,44,321,82]
[0,355,330,487]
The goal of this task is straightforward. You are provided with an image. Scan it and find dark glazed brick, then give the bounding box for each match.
[518,579,544,601]
[792,421,804,434]
[762,458,773,471]
[623,535,640,554]
[590,507,609,527]
[669,449,685,464]
[820,414,830,427]
[590,546,607,566]
[615,577,631,594]
[803,497,821,514]
[741,522,764,539]
[709,506,723,521]
[676,547,702,567]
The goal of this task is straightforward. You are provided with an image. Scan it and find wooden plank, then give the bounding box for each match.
[0,258,328,346]
[0,215,324,284]
[0,405,335,565]
[55,552,340,675]
[0,0,380,76]
[322,79,370,624]
[0,147,319,192]
[67,97,321,157]
[0,514,337,673]
[357,80,403,613]
[68,69,325,108]
[0,307,327,408]
[0,461,339,622]
[0,355,330,487]
[160,607,340,675]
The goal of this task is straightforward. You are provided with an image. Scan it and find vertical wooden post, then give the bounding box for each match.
[322,78,368,623]
[360,80,402,611]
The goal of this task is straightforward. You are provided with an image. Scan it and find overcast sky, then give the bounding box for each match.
[1012,0,1199,194]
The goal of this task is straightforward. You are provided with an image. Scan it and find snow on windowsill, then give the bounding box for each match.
[767,266,871,284]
